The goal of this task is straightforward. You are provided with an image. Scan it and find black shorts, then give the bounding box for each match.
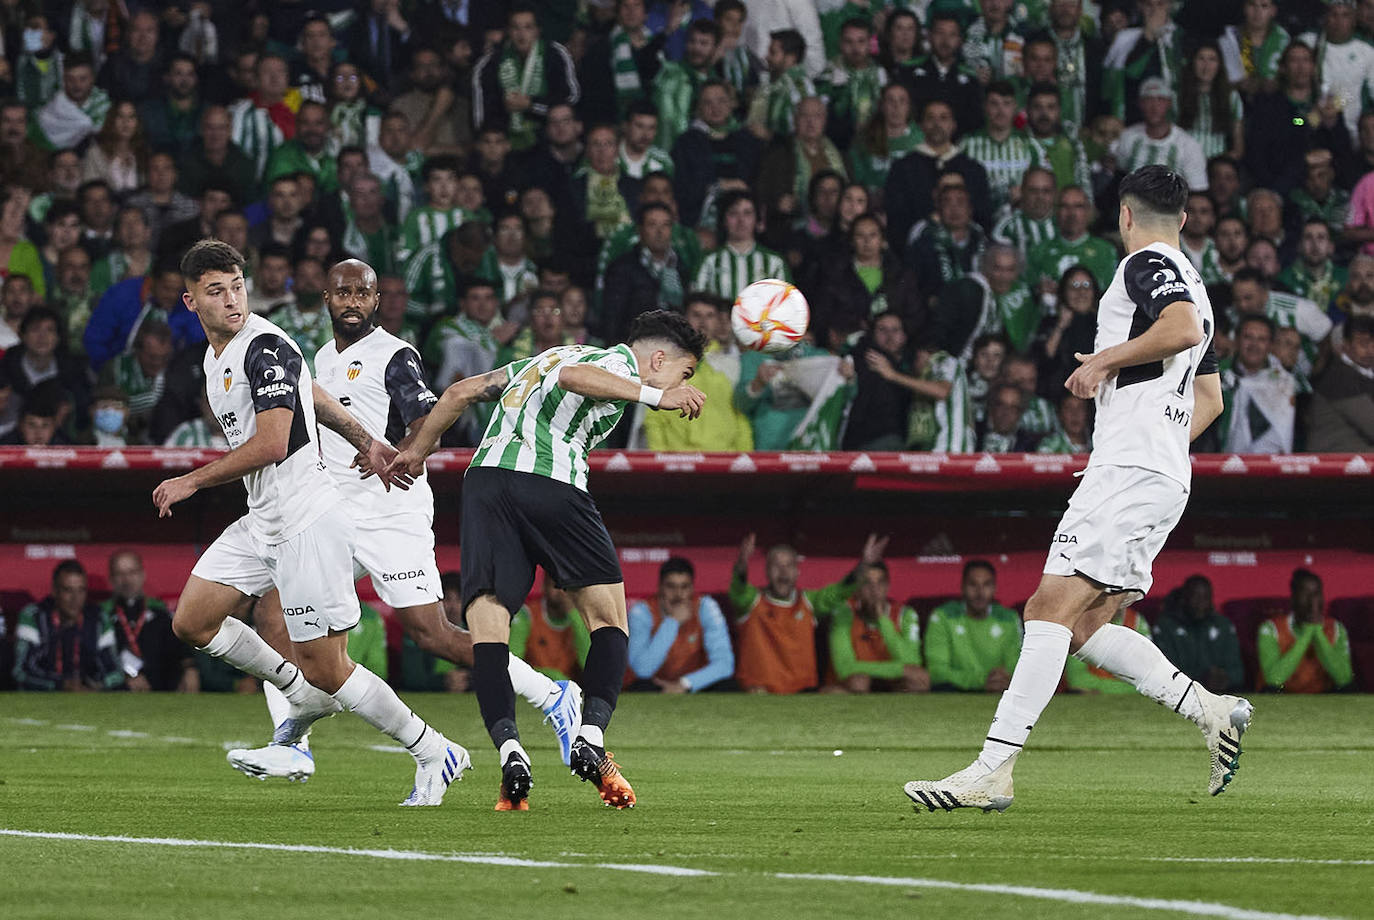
[459,466,623,619]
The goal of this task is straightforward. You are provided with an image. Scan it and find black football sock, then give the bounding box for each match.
[579,627,629,734]
[473,642,519,749]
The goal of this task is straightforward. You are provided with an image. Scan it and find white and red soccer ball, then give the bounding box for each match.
[731,279,809,353]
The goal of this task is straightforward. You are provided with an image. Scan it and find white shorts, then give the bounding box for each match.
[192,506,361,643]
[1042,464,1189,604]
[350,511,443,608]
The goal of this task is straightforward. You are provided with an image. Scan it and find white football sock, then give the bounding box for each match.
[508,655,559,710]
[263,680,290,729]
[332,665,439,761]
[201,618,304,693]
[1075,623,1209,723]
[577,724,604,747]
[499,738,529,765]
[977,620,1073,773]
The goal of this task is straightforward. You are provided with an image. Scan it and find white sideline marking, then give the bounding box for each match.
[53,724,95,731]
[0,830,714,877]
[107,730,150,739]
[905,854,1374,868]
[777,873,1344,920]
[0,829,1348,919]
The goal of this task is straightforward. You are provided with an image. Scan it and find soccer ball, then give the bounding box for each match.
[731,279,809,353]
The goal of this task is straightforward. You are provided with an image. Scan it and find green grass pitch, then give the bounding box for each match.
[2,692,1371,919]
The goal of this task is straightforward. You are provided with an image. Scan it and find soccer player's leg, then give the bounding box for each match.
[250,588,338,752]
[180,517,339,777]
[459,469,537,810]
[247,506,468,804]
[1060,467,1252,794]
[361,515,579,763]
[904,572,1103,813]
[566,583,635,809]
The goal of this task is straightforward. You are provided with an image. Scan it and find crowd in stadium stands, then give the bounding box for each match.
[2,549,1358,693]
[0,0,1370,454]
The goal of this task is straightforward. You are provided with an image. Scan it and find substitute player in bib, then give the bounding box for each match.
[388,310,707,811]
[154,240,469,806]
[237,260,583,777]
[904,166,1253,812]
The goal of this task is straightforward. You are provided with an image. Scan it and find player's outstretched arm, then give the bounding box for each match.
[1067,300,1204,398]
[386,368,511,478]
[558,364,705,418]
[152,407,295,517]
[311,382,404,491]
[1190,372,1223,442]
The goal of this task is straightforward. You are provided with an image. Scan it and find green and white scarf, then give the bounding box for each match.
[499,40,547,151]
[640,246,684,308]
[721,45,752,96]
[1053,34,1087,128]
[995,283,1039,354]
[610,26,646,117]
[584,169,631,239]
[786,356,856,451]
[329,100,368,150]
[793,139,849,210]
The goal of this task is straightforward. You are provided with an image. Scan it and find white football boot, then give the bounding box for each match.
[228,742,315,782]
[400,736,471,806]
[904,752,1018,813]
[1201,693,1253,795]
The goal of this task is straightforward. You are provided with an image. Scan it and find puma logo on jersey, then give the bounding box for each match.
[262,347,280,358]
[1147,258,1176,284]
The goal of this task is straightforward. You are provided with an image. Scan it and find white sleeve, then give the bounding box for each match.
[792,0,826,77]
[1295,298,1334,342]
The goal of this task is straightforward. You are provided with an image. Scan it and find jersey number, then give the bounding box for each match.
[502,353,563,409]
[1176,318,1212,396]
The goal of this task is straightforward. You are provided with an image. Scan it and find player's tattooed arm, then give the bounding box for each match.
[312,382,406,491]
[385,368,512,479]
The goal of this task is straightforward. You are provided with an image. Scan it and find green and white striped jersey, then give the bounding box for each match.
[228,99,284,181]
[1110,124,1208,191]
[1181,90,1243,160]
[693,244,791,301]
[396,206,469,266]
[471,344,641,491]
[932,353,975,452]
[991,208,1058,260]
[962,131,1040,211]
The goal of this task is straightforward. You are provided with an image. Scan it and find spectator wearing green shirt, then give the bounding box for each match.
[349,603,389,681]
[1150,576,1245,693]
[925,560,1023,692]
[1278,219,1347,315]
[1257,569,1354,694]
[1025,185,1118,294]
[263,101,337,194]
[267,257,332,373]
[827,561,929,694]
[511,575,591,683]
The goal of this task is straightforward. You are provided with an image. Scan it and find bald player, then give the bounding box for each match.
[233,260,584,781]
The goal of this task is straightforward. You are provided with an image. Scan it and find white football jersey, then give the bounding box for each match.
[204,314,337,544]
[315,327,438,518]
[1087,241,1216,489]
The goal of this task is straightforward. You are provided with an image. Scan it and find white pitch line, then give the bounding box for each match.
[776,873,1344,920]
[902,854,1374,868]
[0,829,1349,920]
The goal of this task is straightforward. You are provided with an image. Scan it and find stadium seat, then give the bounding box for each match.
[1329,597,1374,691]
[1220,597,1288,691]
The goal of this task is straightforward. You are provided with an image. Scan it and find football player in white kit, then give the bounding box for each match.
[153,241,470,806]
[232,259,582,780]
[904,166,1253,812]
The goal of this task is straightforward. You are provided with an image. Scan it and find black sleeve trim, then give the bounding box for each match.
[383,346,438,443]
[1123,251,1195,322]
[245,333,303,413]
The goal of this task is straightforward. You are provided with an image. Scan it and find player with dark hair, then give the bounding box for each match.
[388,310,706,811]
[231,259,584,778]
[154,241,470,805]
[905,166,1250,812]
